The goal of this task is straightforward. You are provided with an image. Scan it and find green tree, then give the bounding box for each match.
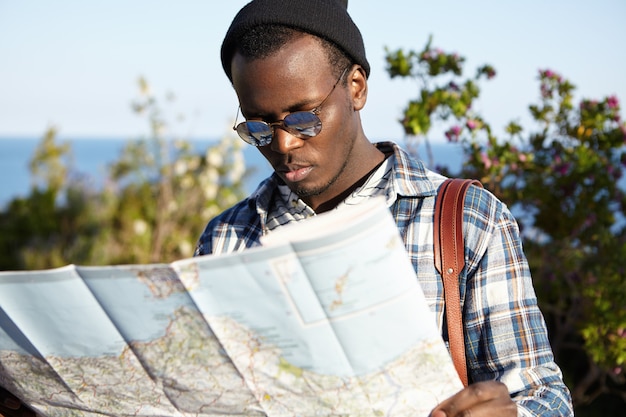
[0,78,249,269]
[93,77,249,264]
[0,126,102,269]
[386,39,626,415]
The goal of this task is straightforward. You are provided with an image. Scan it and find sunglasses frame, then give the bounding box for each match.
[233,67,349,146]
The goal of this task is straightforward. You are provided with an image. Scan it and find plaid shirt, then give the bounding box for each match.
[195,141,573,416]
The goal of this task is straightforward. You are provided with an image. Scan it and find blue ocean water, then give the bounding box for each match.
[0,137,463,208]
[0,137,266,207]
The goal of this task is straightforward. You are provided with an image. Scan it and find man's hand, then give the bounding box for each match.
[430,381,517,417]
[0,387,36,417]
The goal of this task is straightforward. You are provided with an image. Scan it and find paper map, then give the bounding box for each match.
[0,198,463,416]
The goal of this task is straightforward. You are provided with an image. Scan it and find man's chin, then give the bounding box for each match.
[283,178,329,199]
[282,173,338,200]
[291,184,323,198]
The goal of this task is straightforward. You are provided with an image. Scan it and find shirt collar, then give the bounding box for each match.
[249,141,439,229]
[374,141,438,198]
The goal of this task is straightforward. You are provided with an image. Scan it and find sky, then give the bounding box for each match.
[1,0,625,143]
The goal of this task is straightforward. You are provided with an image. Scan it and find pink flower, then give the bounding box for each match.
[607,165,622,180]
[552,156,571,175]
[481,152,492,169]
[580,99,600,112]
[445,125,462,142]
[466,120,477,130]
[583,213,597,228]
[607,95,619,109]
[555,162,570,175]
[541,69,562,82]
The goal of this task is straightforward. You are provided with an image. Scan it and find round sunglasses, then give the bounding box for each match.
[232,68,349,147]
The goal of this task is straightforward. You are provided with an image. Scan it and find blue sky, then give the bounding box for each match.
[1,0,625,142]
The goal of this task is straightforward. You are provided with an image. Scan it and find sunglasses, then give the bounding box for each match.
[232,67,349,147]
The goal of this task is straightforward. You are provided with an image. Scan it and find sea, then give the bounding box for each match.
[0,137,464,209]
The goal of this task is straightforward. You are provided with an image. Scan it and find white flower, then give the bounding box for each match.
[133,219,148,235]
[229,151,246,183]
[178,240,193,258]
[203,183,219,201]
[206,148,224,168]
[174,160,187,176]
[203,167,220,185]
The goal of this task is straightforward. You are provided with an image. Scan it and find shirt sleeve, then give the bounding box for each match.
[462,188,574,416]
[194,200,264,256]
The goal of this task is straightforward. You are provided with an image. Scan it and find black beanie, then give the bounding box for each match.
[221,0,370,81]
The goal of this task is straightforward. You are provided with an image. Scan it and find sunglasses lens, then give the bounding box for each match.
[234,112,322,146]
[283,112,322,137]
[236,122,273,147]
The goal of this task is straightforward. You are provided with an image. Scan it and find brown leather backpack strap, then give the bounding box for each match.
[434,178,482,388]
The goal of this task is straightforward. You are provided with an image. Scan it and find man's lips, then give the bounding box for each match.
[277,164,314,183]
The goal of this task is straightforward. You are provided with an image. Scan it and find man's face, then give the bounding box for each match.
[231,34,367,210]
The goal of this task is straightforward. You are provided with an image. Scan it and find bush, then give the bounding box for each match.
[386,38,626,415]
[0,78,249,269]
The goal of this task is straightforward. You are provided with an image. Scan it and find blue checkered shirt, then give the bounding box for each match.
[195,141,574,416]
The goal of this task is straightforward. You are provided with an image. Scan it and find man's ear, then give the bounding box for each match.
[349,65,368,111]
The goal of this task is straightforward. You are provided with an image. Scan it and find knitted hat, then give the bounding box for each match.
[221,0,369,80]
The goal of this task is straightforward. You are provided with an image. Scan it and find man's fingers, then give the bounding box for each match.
[0,387,20,411]
[0,404,37,417]
[431,381,516,417]
[0,387,37,417]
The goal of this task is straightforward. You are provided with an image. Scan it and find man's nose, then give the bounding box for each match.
[270,126,305,154]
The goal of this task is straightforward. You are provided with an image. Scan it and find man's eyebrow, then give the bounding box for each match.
[286,97,320,112]
[242,96,320,120]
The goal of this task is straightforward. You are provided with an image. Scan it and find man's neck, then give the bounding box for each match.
[312,150,388,214]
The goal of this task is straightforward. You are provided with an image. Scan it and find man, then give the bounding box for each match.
[0,388,36,417]
[195,0,574,416]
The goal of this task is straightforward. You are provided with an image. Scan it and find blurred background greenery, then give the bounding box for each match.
[1,2,625,413]
[386,38,626,415]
